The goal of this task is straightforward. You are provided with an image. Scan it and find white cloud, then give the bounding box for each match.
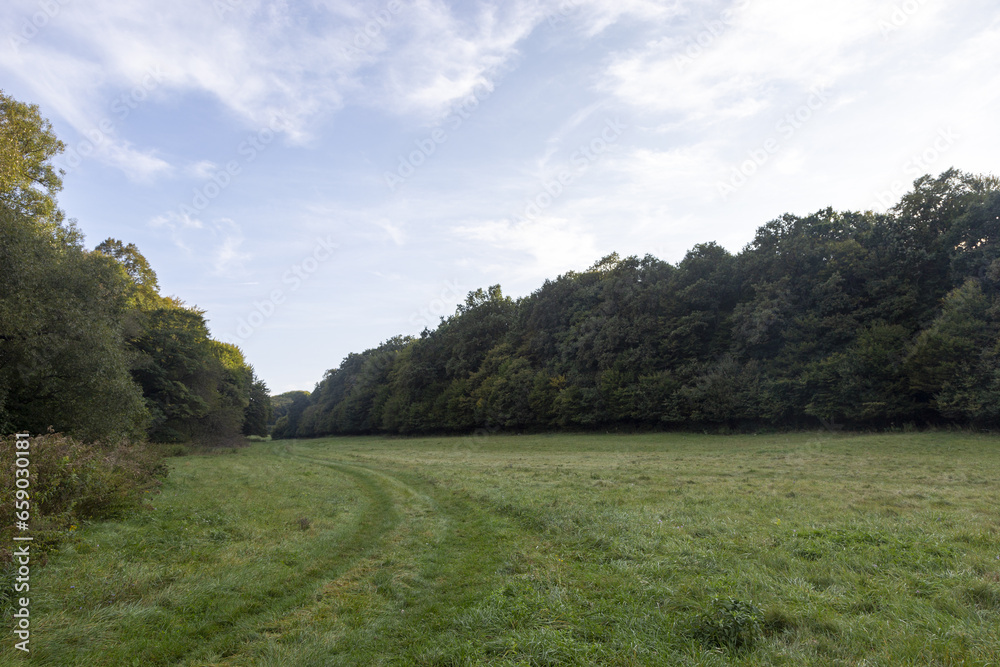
[453,215,599,281]
[556,0,682,38]
[212,219,252,277]
[362,0,542,121]
[601,0,887,122]
[150,210,203,231]
[101,143,173,181]
[149,211,249,276]
[186,160,219,180]
[2,0,546,142]
[371,219,406,246]
[2,0,685,152]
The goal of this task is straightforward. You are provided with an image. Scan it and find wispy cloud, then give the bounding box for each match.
[601,0,882,121]
[212,219,252,276]
[555,0,682,38]
[453,214,599,281]
[149,211,250,276]
[3,0,545,141]
[185,160,219,180]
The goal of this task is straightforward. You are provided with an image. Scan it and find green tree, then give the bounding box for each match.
[203,341,255,444]
[0,206,149,441]
[0,93,150,441]
[243,379,273,436]
[284,170,1000,436]
[0,90,66,225]
[95,238,161,308]
[271,391,311,439]
[805,324,915,427]
[270,390,311,425]
[906,279,1000,424]
[1,91,269,445]
[129,305,218,442]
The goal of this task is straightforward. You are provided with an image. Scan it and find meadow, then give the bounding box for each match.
[4,431,1000,665]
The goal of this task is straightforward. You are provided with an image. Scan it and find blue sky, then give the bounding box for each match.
[2,0,999,393]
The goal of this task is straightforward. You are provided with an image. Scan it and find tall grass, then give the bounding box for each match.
[0,434,166,619]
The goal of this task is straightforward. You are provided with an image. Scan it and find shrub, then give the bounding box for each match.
[0,432,166,550]
[692,596,764,651]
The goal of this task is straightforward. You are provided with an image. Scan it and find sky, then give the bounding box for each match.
[2,0,999,393]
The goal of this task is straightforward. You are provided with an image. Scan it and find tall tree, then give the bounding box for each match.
[0,94,150,441]
[0,90,66,227]
[95,238,161,308]
[243,379,273,436]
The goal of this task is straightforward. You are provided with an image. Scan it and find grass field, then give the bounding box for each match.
[4,431,1000,665]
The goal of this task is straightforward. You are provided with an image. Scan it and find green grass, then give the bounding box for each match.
[4,432,1000,665]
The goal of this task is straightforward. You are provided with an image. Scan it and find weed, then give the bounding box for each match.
[692,596,764,650]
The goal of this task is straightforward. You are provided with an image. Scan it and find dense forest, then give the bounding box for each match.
[277,169,1000,437]
[0,92,271,445]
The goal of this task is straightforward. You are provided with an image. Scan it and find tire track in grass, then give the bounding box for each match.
[198,443,553,664]
[216,446,450,663]
[259,445,539,664]
[81,447,405,667]
[184,447,408,663]
[174,445,447,664]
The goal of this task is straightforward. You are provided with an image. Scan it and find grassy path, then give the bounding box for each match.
[6,445,411,664]
[3,433,1000,665]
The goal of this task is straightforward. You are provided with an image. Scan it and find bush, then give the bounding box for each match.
[0,433,167,614]
[0,433,166,552]
[692,596,764,651]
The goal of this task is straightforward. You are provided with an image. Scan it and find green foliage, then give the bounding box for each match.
[0,93,153,443]
[692,597,765,651]
[243,379,272,436]
[906,278,1000,424]
[269,390,310,425]
[127,305,265,445]
[0,206,149,441]
[94,237,161,308]
[0,433,166,579]
[292,169,1000,435]
[204,340,255,444]
[0,91,268,445]
[271,390,311,439]
[0,90,65,224]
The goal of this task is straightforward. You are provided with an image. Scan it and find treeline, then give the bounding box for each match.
[278,169,1000,437]
[0,91,270,445]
